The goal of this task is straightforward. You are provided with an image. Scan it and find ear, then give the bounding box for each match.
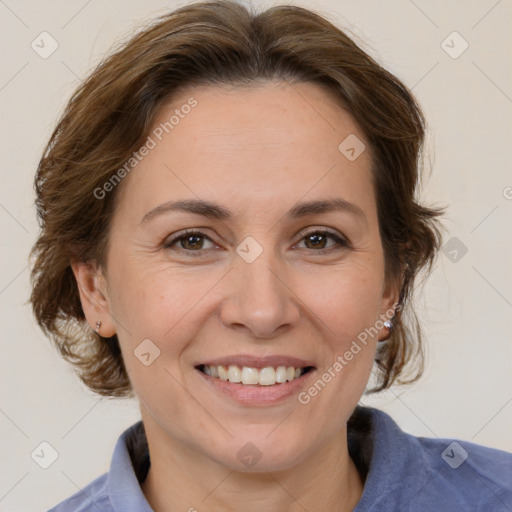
[377,271,402,342]
[70,259,117,338]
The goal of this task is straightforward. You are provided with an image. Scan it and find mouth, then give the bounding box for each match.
[193,355,317,405]
[195,364,315,386]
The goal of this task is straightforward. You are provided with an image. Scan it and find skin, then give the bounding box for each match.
[72,81,400,512]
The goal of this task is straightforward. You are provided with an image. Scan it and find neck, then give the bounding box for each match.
[140,418,364,512]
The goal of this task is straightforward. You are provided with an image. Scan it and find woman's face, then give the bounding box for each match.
[76,81,398,471]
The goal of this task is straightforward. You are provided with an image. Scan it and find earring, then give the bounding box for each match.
[378,319,393,343]
[95,320,102,334]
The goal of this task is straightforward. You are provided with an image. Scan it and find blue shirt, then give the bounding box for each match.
[47,406,512,511]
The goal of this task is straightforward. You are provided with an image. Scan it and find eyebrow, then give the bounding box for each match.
[140,197,367,226]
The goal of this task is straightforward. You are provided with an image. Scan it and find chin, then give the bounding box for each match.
[206,433,316,474]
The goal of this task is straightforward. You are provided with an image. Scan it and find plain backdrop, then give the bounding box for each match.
[1,0,511,510]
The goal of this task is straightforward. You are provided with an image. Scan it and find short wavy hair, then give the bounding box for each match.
[29,0,445,398]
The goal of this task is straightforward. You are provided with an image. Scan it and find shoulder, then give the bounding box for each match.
[46,420,151,512]
[46,473,112,512]
[355,406,512,511]
[415,435,512,509]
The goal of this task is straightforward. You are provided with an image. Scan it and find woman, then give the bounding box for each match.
[29,1,512,510]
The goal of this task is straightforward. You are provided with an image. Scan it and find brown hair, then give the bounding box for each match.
[29,0,445,398]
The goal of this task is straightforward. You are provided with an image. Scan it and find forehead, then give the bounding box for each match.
[113,81,375,227]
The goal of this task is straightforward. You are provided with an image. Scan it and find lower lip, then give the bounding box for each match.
[195,368,316,406]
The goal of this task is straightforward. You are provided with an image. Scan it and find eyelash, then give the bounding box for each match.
[162,228,350,256]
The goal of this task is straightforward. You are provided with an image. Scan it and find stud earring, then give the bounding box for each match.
[378,319,393,343]
[95,320,102,334]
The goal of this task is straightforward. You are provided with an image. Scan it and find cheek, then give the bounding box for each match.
[305,263,384,343]
[108,265,221,394]
[296,261,383,401]
[108,261,195,338]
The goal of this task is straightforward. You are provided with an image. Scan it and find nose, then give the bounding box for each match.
[219,246,301,339]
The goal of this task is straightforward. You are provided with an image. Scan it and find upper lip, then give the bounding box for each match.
[196,354,316,369]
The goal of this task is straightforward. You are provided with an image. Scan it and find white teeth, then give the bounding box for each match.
[218,366,228,381]
[275,366,288,383]
[259,367,276,386]
[202,364,309,385]
[241,367,259,385]
[227,365,241,383]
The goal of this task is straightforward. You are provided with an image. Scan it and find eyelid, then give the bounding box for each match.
[163,226,351,253]
[163,228,219,250]
[296,227,351,250]
[300,226,347,240]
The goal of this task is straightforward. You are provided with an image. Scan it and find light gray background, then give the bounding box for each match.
[1,0,511,510]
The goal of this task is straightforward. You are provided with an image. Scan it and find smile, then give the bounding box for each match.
[197,364,314,386]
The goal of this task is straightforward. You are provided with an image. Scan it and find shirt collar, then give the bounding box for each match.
[108,421,153,511]
[104,406,428,511]
[352,406,430,511]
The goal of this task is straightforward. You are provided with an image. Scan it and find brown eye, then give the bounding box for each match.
[163,228,350,257]
[177,234,205,250]
[163,230,216,254]
[297,230,349,252]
